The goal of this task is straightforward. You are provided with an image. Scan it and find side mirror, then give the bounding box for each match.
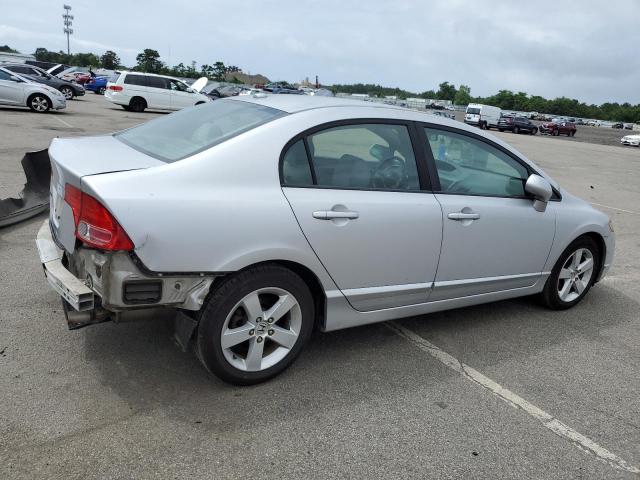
[9,75,24,83]
[525,174,552,212]
[186,87,195,93]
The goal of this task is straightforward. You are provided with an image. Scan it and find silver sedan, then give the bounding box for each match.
[36,95,615,384]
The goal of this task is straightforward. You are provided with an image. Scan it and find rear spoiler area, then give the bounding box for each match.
[0,149,51,228]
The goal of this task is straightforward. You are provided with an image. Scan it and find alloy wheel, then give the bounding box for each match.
[61,87,73,100]
[557,248,594,303]
[31,96,49,112]
[220,287,302,372]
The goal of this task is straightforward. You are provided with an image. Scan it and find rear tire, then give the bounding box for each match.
[570,130,576,137]
[129,97,146,113]
[514,126,520,134]
[27,94,51,113]
[540,236,600,310]
[96,87,105,95]
[196,264,314,385]
[553,129,560,136]
[498,128,504,132]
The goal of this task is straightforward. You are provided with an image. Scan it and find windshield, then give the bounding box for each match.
[115,100,286,162]
[467,107,480,115]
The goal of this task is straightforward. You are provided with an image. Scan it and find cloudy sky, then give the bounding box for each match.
[2,0,638,104]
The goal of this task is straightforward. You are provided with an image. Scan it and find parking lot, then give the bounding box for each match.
[1,94,639,479]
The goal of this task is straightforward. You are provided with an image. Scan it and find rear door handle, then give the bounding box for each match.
[313,210,359,220]
[447,212,480,221]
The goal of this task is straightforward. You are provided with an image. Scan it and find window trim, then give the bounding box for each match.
[279,118,433,192]
[416,122,561,201]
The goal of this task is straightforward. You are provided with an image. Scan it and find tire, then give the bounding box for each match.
[570,130,576,137]
[96,87,105,95]
[498,129,504,132]
[27,94,51,113]
[540,236,600,310]
[129,97,146,112]
[196,264,314,385]
[531,127,538,135]
[553,129,560,136]
[59,86,74,100]
[514,126,520,134]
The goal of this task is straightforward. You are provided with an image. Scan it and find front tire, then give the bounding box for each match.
[514,126,520,134]
[96,87,105,95]
[59,86,74,100]
[28,94,51,113]
[196,264,314,385]
[540,237,600,310]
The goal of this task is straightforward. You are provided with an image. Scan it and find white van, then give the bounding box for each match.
[105,72,210,112]
[465,103,502,130]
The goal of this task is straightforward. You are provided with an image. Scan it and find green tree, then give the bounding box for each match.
[135,49,163,73]
[212,61,226,81]
[436,81,457,101]
[453,85,472,105]
[0,45,19,53]
[101,50,120,69]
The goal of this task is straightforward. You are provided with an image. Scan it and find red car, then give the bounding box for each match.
[540,121,576,137]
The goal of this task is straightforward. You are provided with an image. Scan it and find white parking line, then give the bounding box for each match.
[386,322,640,474]
[52,116,73,128]
[591,202,639,215]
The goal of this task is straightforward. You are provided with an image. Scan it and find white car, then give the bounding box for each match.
[0,67,66,113]
[621,134,640,147]
[105,72,211,112]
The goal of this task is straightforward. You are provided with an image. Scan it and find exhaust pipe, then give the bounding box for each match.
[0,149,51,228]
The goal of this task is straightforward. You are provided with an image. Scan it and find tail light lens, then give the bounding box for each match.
[108,85,123,91]
[64,184,134,251]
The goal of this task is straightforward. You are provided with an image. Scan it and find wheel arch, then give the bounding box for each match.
[209,259,328,331]
[26,92,52,108]
[580,231,606,282]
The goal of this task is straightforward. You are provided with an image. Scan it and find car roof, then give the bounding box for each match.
[229,93,415,115]
[122,71,184,82]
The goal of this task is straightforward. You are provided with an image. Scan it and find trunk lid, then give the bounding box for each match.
[49,135,164,253]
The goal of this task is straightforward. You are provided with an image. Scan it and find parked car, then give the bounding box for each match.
[539,121,576,136]
[263,82,303,94]
[84,76,108,95]
[104,72,211,112]
[497,116,538,135]
[56,66,90,82]
[427,110,455,120]
[36,95,614,385]
[612,122,624,129]
[621,134,640,147]
[464,103,501,130]
[0,67,66,112]
[2,63,85,100]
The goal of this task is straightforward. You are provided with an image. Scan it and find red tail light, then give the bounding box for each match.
[64,184,134,251]
[108,85,123,91]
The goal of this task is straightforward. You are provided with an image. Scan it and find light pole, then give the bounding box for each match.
[63,4,73,56]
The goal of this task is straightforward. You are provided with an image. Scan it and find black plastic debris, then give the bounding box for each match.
[0,149,51,228]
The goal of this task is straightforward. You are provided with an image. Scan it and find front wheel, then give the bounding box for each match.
[514,126,520,134]
[196,264,314,385]
[28,94,51,113]
[540,237,599,310]
[96,87,105,95]
[59,86,74,100]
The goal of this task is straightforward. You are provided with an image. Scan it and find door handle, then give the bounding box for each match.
[447,212,480,221]
[313,210,359,220]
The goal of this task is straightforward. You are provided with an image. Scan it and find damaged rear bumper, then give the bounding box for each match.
[36,219,215,329]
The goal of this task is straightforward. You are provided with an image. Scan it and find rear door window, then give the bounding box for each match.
[124,74,148,86]
[147,76,170,89]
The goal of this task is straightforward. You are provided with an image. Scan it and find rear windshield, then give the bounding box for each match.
[108,72,121,83]
[115,100,286,162]
[467,107,480,115]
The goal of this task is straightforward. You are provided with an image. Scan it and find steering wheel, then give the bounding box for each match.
[371,156,408,189]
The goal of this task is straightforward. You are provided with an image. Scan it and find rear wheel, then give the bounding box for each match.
[59,86,74,100]
[540,237,599,310]
[129,97,146,112]
[570,130,576,137]
[530,127,538,135]
[27,94,51,113]
[498,128,504,132]
[196,264,314,385]
[96,87,105,95]
[553,129,560,136]
[514,126,520,134]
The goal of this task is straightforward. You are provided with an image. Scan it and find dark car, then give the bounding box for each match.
[612,122,624,129]
[497,116,538,135]
[263,82,303,94]
[539,121,577,137]
[2,63,85,100]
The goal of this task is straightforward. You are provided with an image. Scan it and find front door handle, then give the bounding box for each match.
[447,212,480,221]
[313,210,359,220]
